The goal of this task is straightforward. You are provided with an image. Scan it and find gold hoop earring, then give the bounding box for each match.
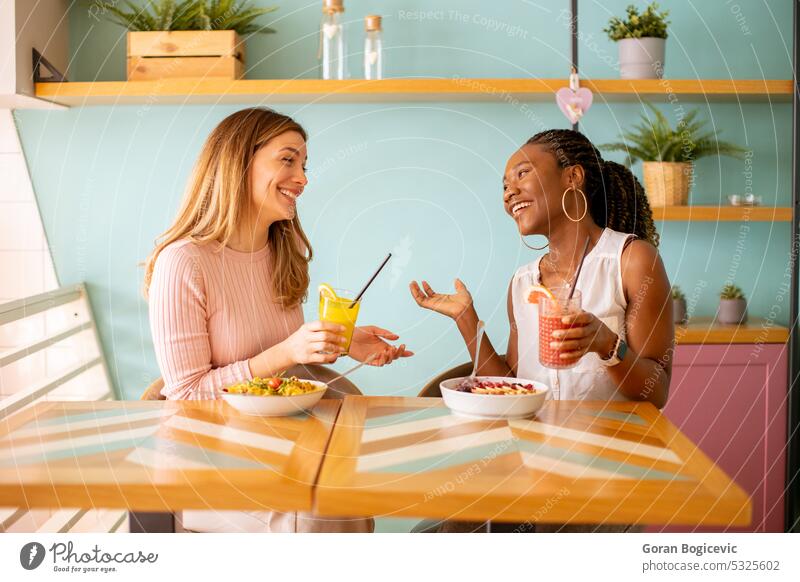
[561,186,588,222]
[519,232,549,250]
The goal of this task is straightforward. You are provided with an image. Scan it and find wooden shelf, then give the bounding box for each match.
[676,317,788,344]
[652,206,793,222]
[34,78,793,107]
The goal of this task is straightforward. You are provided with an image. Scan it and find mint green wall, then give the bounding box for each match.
[15,2,793,405]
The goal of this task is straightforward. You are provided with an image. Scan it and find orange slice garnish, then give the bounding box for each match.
[526,284,554,304]
[318,283,338,300]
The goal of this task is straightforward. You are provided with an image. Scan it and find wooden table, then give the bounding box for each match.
[316,397,751,527]
[0,399,339,530]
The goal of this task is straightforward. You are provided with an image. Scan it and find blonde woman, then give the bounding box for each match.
[144,108,411,532]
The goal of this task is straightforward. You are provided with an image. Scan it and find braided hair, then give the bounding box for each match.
[526,129,659,247]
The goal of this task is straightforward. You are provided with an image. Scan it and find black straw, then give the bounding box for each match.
[349,253,392,308]
[567,236,591,302]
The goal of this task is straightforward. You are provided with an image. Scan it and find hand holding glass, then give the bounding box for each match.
[538,287,582,369]
[318,288,360,355]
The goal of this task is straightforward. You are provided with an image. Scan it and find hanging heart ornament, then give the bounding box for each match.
[556,70,593,124]
[556,87,593,124]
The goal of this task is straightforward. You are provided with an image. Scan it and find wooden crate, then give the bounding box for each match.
[127,30,244,81]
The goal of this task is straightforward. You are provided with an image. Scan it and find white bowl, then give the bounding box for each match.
[221,380,327,416]
[440,376,549,420]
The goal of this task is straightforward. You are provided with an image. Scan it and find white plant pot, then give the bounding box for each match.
[717,298,748,324]
[618,37,666,79]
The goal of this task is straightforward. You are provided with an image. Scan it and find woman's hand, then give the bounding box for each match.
[281,320,348,365]
[549,310,618,363]
[349,326,414,366]
[409,278,473,320]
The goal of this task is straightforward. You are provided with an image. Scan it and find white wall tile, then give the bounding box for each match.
[0,153,34,202]
[0,201,48,250]
[0,109,21,154]
[34,248,58,293]
[0,250,45,300]
[43,255,58,288]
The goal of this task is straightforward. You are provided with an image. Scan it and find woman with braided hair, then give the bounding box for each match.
[410,129,673,409]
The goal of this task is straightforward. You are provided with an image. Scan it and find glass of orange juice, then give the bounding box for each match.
[318,286,360,355]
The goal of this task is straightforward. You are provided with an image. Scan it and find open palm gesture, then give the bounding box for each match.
[409,278,473,320]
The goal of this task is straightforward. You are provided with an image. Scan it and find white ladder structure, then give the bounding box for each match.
[0,284,128,533]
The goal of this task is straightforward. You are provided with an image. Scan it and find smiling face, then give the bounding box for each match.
[248,130,308,226]
[503,143,583,236]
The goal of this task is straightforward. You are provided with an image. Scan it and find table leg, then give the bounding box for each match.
[129,511,176,533]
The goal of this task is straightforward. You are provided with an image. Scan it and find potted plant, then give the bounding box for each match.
[717,284,748,324]
[601,104,747,206]
[604,2,670,79]
[96,0,277,81]
[672,286,687,324]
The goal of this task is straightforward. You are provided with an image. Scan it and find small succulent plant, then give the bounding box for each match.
[604,2,670,41]
[719,284,745,301]
[671,286,686,302]
[94,0,277,34]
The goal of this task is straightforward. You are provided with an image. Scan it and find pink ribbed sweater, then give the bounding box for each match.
[148,239,304,400]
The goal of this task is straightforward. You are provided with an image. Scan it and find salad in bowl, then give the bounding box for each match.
[221,376,327,416]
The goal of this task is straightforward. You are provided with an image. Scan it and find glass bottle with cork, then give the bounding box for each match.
[364,14,383,80]
[320,0,346,79]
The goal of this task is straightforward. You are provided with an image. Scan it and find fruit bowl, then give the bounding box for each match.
[221,380,327,416]
[440,376,549,420]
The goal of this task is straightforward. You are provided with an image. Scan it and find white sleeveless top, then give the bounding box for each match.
[511,228,635,401]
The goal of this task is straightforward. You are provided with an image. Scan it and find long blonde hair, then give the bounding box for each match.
[143,108,313,308]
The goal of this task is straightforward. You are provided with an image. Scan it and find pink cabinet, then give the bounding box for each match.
[649,343,788,532]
